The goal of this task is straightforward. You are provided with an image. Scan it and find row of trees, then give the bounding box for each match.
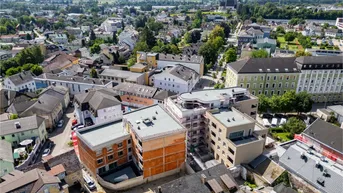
[258,91,313,114]
[5,63,43,76]
[0,46,44,75]
[238,3,343,20]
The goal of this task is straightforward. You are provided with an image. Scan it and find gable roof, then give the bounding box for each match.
[169,64,199,81]
[74,88,121,111]
[0,115,45,136]
[295,56,343,65]
[302,118,343,153]
[228,57,298,74]
[7,71,34,86]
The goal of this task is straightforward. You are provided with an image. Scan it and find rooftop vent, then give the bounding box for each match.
[14,122,21,129]
[136,120,141,124]
[137,126,141,130]
[285,68,289,72]
[155,111,158,114]
[267,69,271,72]
[275,68,279,72]
[259,69,263,72]
[152,116,156,120]
[316,161,321,168]
[227,118,231,122]
[232,117,235,121]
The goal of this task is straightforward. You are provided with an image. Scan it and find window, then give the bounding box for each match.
[279,83,282,88]
[211,131,216,137]
[229,147,235,155]
[1,136,4,140]
[246,83,250,88]
[265,84,269,88]
[96,150,102,156]
[264,90,268,95]
[21,132,24,136]
[108,154,114,160]
[229,131,244,139]
[118,151,123,157]
[211,140,215,145]
[273,76,276,80]
[118,143,123,148]
[272,83,275,88]
[228,156,233,163]
[109,162,117,169]
[97,158,103,164]
[128,147,131,152]
[260,84,263,88]
[250,111,256,116]
[107,147,113,153]
[267,76,270,81]
[211,122,217,128]
[277,90,281,95]
[12,134,15,137]
[129,155,132,160]
[128,139,131,144]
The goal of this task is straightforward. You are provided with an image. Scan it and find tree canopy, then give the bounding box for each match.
[252,49,269,58]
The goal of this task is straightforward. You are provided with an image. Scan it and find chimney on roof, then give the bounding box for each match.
[201,174,207,184]
[43,160,51,171]
[158,186,162,193]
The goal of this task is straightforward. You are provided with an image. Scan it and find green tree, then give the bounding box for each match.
[209,26,225,41]
[257,94,270,114]
[296,50,312,57]
[22,63,34,71]
[127,57,137,67]
[276,26,285,35]
[112,32,118,44]
[283,117,306,137]
[0,26,7,35]
[284,32,296,42]
[30,65,43,76]
[90,68,98,78]
[90,29,96,41]
[219,22,231,38]
[90,43,101,54]
[140,26,156,48]
[295,91,313,114]
[9,114,18,120]
[252,49,269,58]
[269,95,282,113]
[224,48,237,63]
[280,90,297,113]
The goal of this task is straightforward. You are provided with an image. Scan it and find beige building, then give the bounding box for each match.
[205,107,267,167]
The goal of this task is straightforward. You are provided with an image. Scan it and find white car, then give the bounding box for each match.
[263,119,271,127]
[42,148,50,157]
[271,118,278,127]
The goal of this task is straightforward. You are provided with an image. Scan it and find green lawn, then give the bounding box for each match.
[273,132,292,142]
[277,36,286,43]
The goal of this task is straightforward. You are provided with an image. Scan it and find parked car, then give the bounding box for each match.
[42,148,51,157]
[71,123,81,130]
[263,119,271,127]
[262,114,273,119]
[280,118,287,125]
[271,118,278,127]
[57,120,64,128]
[83,173,96,191]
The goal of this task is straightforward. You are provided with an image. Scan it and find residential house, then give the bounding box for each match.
[0,34,20,43]
[21,149,83,188]
[3,71,36,92]
[0,141,14,177]
[49,33,68,44]
[118,28,139,51]
[113,82,176,108]
[327,105,343,124]
[0,115,47,147]
[18,31,34,39]
[254,37,277,54]
[65,26,83,39]
[226,57,299,96]
[123,104,187,178]
[100,17,123,32]
[136,52,205,76]
[295,56,343,102]
[76,120,131,175]
[237,23,271,54]
[34,73,114,95]
[0,89,37,113]
[335,18,343,30]
[43,44,60,56]
[0,50,12,61]
[42,51,79,73]
[94,31,113,39]
[0,169,61,193]
[74,88,122,125]
[39,86,70,110]
[19,93,63,130]
[151,64,200,94]
[99,68,146,85]
[325,29,342,38]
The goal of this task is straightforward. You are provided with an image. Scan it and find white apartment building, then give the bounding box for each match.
[152,64,199,94]
[164,88,261,151]
[4,71,36,92]
[295,56,343,102]
[74,88,123,125]
[34,73,114,95]
[49,34,68,44]
[100,17,123,32]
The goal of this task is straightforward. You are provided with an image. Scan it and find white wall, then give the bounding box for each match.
[96,104,123,124]
[4,79,36,92]
[153,74,188,93]
[157,60,201,75]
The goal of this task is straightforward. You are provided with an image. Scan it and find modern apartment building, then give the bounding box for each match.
[164,88,261,152]
[205,107,267,167]
[226,57,300,96]
[295,56,343,102]
[76,121,131,175]
[123,105,187,178]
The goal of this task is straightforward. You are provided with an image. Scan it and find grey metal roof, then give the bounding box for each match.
[228,57,298,74]
[7,71,34,86]
[273,183,297,193]
[295,56,343,65]
[123,104,185,141]
[0,140,13,163]
[279,143,343,193]
[99,68,144,79]
[151,164,238,193]
[113,82,158,98]
[158,53,204,64]
[168,64,199,81]
[36,73,112,85]
[302,118,342,154]
[77,120,129,150]
[153,90,177,100]
[23,94,61,114]
[327,105,343,116]
[0,115,45,136]
[256,37,276,45]
[74,88,121,111]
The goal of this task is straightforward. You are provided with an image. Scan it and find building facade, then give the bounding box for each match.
[226,57,300,96]
[4,71,36,92]
[295,56,343,102]
[0,141,14,177]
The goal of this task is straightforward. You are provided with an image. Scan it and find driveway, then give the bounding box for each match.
[49,107,75,156]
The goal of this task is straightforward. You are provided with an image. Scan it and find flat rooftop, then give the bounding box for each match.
[100,68,144,80]
[123,105,185,141]
[179,87,252,102]
[210,108,253,128]
[327,105,343,116]
[77,120,129,150]
[279,142,343,193]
